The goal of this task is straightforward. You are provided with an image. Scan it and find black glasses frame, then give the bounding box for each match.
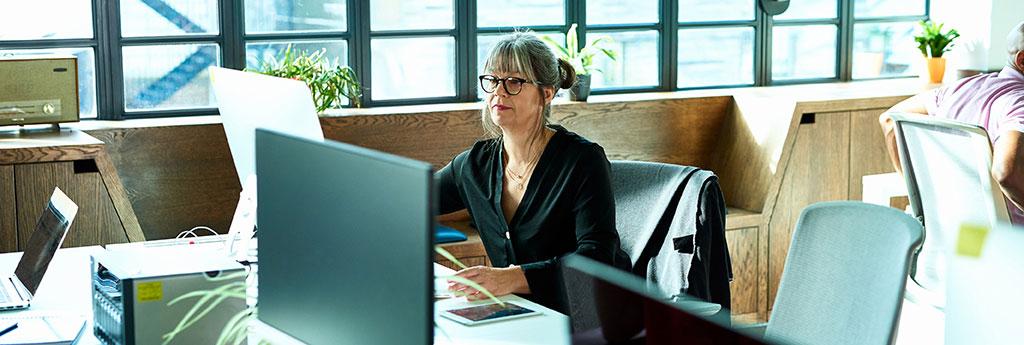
[478,75,537,96]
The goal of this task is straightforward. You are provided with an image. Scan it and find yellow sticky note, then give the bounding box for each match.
[956,224,990,258]
[137,281,163,302]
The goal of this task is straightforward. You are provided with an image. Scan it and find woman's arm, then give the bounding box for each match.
[436,157,466,215]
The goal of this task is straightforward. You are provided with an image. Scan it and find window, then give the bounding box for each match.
[0,0,928,119]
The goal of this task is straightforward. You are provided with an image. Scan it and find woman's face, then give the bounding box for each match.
[485,70,554,131]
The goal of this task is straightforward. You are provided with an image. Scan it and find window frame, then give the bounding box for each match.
[0,0,928,120]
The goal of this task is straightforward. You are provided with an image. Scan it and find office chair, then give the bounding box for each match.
[565,159,724,331]
[889,113,1010,307]
[765,201,923,345]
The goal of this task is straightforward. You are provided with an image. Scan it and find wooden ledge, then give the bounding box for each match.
[726,207,762,230]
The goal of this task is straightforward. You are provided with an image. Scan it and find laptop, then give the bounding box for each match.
[0,187,78,310]
[560,255,768,344]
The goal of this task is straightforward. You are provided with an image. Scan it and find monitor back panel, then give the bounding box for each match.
[255,129,434,345]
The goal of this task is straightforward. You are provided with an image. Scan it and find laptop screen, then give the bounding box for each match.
[14,187,77,294]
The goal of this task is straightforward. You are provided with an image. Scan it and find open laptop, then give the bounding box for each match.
[561,255,767,344]
[0,187,78,310]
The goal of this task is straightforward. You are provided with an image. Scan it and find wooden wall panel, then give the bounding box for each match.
[320,109,485,168]
[712,96,797,213]
[849,108,897,201]
[0,166,15,252]
[88,125,240,241]
[727,226,759,323]
[554,97,731,168]
[767,111,851,310]
[14,161,125,249]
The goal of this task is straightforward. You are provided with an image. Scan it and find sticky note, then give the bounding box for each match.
[137,281,163,302]
[956,224,989,258]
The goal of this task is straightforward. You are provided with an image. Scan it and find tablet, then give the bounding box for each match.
[440,302,540,326]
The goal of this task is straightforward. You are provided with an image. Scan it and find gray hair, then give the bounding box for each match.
[1007,21,1024,70]
[480,30,576,139]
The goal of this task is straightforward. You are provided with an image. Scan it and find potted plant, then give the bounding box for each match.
[249,45,364,112]
[541,24,617,101]
[914,20,960,83]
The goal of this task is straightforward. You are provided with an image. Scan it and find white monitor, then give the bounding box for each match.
[209,67,325,185]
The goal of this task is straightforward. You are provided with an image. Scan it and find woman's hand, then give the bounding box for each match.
[448,265,530,301]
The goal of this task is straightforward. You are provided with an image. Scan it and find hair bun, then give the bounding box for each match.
[557,58,577,89]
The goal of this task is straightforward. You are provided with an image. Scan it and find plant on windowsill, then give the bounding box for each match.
[160,247,501,345]
[914,20,960,84]
[541,23,617,102]
[249,45,364,113]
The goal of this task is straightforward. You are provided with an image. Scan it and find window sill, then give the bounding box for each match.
[71,77,936,131]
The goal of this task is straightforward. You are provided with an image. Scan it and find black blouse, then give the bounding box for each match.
[436,125,630,312]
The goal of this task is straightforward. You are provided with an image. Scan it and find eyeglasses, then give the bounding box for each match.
[479,75,536,96]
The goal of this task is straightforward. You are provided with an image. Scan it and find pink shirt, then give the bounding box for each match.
[926,66,1024,224]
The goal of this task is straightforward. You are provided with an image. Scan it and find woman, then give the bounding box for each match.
[437,31,630,312]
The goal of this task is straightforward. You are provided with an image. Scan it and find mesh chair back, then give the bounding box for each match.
[890,113,1009,296]
[766,201,923,345]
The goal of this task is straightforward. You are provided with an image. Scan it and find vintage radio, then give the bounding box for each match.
[0,55,80,127]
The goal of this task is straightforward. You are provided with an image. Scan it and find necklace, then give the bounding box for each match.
[504,132,549,191]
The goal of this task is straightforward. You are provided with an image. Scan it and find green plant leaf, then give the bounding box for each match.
[567,23,579,60]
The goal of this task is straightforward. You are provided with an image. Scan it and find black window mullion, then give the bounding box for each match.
[838,0,854,81]
[568,0,585,43]
[221,0,244,71]
[245,32,351,41]
[662,0,678,91]
[350,0,371,108]
[457,0,476,103]
[102,0,126,120]
[754,1,767,86]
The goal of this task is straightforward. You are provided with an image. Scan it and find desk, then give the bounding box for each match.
[0,245,569,344]
[253,263,570,345]
[0,246,104,344]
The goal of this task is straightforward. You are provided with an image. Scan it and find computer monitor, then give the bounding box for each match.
[209,66,325,185]
[254,128,434,345]
[561,255,768,345]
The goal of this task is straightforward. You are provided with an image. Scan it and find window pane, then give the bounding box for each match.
[371,0,453,30]
[477,32,565,98]
[853,22,918,79]
[245,41,348,69]
[123,44,221,111]
[245,0,346,33]
[478,1,564,28]
[371,37,454,100]
[121,0,219,37]
[772,25,837,80]
[855,0,926,18]
[678,27,754,88]
[590,31,659,89]
[774,0,837,20]
[588,0,658,25]
[0,48,97,118]
[0,1,93,40]
[679,0,755,23]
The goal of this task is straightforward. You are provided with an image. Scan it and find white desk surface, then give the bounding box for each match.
[0,246,104,344]
[254,263,570,345]
[0,245,569,345]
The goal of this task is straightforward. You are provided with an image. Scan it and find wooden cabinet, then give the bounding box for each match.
[0,130,144,252]
[766,108,897,310]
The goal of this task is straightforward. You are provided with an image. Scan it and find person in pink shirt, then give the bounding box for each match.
[880,21,1024,225]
